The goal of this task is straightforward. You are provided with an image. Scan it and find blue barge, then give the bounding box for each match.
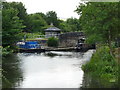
[17,41,45,53]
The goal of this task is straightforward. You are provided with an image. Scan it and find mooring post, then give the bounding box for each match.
[24,34,26,42]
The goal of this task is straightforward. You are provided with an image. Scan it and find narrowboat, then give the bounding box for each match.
[17,41,45,53]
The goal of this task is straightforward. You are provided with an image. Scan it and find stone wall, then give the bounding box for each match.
[45,31,60,38]
[59,32,85,47]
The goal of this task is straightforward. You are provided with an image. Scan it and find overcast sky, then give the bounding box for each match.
[6,0,82,19]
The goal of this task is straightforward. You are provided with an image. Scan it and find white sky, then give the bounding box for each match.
[6,0,82,19]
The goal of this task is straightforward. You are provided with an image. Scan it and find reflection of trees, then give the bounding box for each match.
[81,73,118,88]
[2,54,23,88]
[44,52,59,57]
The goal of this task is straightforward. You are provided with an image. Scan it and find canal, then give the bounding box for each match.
[2,50,95,88]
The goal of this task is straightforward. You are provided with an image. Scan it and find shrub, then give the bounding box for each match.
[47,37,59,47]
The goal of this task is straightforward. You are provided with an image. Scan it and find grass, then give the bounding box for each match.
[22,32,47,41]
[25,33,45,40]
[26,38,48,41]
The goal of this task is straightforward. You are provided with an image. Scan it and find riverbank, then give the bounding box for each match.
[82,46,119,88]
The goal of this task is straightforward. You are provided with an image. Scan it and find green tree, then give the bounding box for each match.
[46,11,59,27]
[28,13,47,33]
[59,21,71,32]
[3,2,28,32]
[2,5,24,50]
[36,12,47,21]
[59,18,81,32]
[76,2,120,55]
[9,2,27,21]
[66,18,81,32]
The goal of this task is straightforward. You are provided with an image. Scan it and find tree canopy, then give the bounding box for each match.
[76,2,119,44]
[2,3,24,49]
[59,18,81,32]
[3,2,28,31]
[46,11,59,27]
[76,2,120,55]
[27,13,47,33]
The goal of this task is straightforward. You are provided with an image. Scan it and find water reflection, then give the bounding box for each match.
[2,50,95,88]
[44,51,87,61]
[2,54,23,88]
[17,50,94,88]
[82,73,118,88]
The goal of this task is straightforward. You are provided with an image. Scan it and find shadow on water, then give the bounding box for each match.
[44,52,61,57]
[81,73,119,88]
[2,54,23,88]
[44,51,84,58]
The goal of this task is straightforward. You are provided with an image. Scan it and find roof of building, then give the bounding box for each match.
[44,23,61,32]
[44,27,61,32]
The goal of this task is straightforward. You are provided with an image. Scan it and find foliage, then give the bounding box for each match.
[24,32,45,40]
[76,2,119,87]
[2,46,13,57]
[36,12,47,21]
[59,21,72,32]
[66,18,81,32]
[46,11,59,27]
[59,18,81,32]
[82,46,118,84]
[76,2,120,53]
[2,2,82,34]
[3,2,28,32]
[27,13,47,33]
[2,2,24,52]
[47,37,59,47]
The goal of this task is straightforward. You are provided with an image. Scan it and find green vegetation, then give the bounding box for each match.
[76,2,120,55]
[2,1,81,55]
[76,2,120,87]
[46,11,59,27]
[2,2,24,52]
[2,2,28,32]
[24,33,45,40]
[47,37,59,47]
[1,0,120,88]
[82,46,118,83]
[59,18,81,32]
[27,13,48,33]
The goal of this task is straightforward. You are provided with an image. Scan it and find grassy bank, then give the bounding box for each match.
[82,46,118,86]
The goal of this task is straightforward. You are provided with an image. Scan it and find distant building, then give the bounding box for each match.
[44,23,61,38]
[59,32,85,47]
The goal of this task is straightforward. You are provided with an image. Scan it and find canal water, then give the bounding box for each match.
[2,50,95,88]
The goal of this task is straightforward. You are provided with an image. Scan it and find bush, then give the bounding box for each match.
[47,37,59,47]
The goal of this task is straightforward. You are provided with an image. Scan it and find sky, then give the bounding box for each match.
[6,0,82,20]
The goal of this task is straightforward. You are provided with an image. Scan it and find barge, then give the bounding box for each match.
[17,41,45,53]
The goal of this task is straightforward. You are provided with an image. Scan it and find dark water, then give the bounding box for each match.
[2,50,99,88]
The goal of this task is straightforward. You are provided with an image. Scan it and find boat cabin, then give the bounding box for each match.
[17,41,40,49]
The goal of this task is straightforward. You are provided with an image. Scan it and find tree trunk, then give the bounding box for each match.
[108,30,114,57]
